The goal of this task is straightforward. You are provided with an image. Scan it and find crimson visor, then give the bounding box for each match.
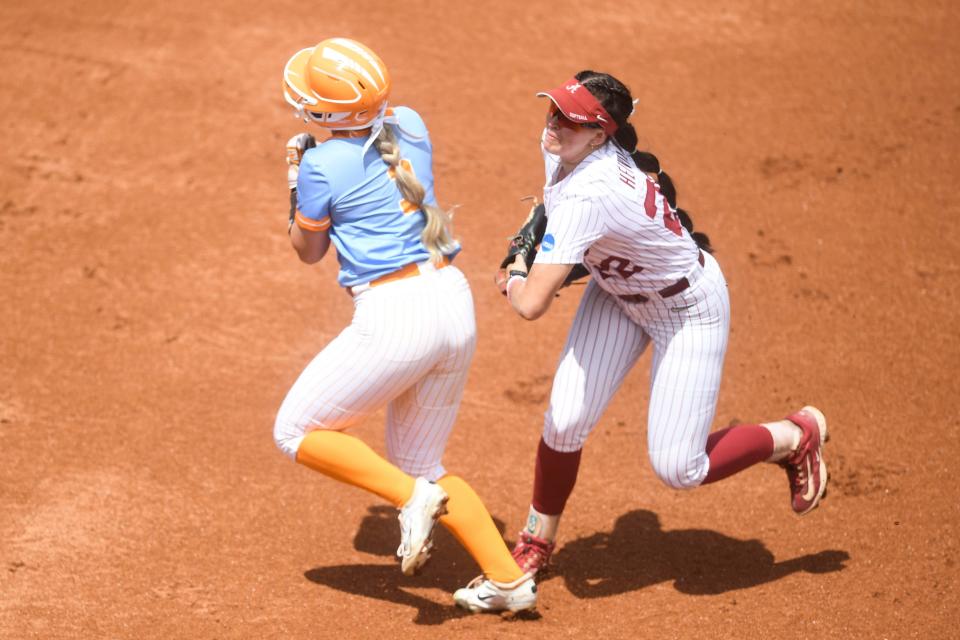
[537,78,618,136]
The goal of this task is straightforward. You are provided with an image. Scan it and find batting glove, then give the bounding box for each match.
[286,132,316,190]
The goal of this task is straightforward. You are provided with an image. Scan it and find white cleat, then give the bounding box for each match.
[453,573,538,613]
[396,477,449,576]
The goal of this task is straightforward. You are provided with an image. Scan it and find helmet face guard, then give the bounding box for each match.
[282,39,391,130]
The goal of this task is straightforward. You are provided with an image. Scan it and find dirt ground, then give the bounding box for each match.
[1,1,958,638]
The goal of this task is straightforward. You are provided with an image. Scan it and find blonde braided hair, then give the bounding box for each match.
[372,126,455,264]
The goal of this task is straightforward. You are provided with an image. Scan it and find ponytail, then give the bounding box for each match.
[372,126,456,264]
[578,71,713,253]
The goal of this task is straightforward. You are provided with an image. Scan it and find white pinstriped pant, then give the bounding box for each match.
[543,252,730,488]
[273,265,476,481]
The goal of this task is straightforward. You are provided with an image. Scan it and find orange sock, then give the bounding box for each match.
[437,475,524,583]
[296,430,415,507]
[296,434,521,582]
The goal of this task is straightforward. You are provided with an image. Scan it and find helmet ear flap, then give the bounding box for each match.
[282,84,310,123]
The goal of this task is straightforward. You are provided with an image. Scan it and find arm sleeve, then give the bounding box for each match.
[294,154,333,232]
[534,195,606,265]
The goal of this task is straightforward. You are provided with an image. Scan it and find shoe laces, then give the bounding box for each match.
[515,542,548,561]
[522,532,555,551]
[782,456,808,488]
[512,532,554,567]
[464,574,487,590]
[396,513,412,556]
[792,465,807,487]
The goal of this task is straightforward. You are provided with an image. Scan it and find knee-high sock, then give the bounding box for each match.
[532,437,582,515]
[702,424,774,485]
[437,475,523,583]
[296,433,522,582]
[296,430,415,507]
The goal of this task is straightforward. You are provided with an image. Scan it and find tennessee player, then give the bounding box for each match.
[275,38,535,613]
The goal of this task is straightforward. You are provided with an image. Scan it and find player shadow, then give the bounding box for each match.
[547,509,850,598]
[304,505,540,625]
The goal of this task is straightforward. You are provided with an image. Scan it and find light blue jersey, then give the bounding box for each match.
[294,106,457,287]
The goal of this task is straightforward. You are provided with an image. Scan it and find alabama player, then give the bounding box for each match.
[496,71,830,577]
[275,38,535,613]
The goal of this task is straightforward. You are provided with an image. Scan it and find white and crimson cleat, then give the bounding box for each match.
[453,572,538,613]
[781,405,830,515]
[511,531,556,577]
[397,477,449,576]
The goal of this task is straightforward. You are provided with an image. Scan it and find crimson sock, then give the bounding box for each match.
[702,424,774,484]
[531,437,582,515]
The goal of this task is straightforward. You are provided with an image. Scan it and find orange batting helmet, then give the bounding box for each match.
[282,38,391,130]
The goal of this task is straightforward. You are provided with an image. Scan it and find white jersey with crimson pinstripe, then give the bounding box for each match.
[534,137,731,489]
[535,137,702,292]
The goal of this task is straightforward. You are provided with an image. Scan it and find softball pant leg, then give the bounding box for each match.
[273,265,476,481]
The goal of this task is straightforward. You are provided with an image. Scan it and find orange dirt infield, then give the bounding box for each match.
[1,1,958,638]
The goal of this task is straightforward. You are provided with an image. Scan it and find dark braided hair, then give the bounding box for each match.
[575,70,713,253]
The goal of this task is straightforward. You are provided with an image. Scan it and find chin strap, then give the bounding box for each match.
[290,101,427,160]
[359,102,398,157]
[357,103,427,158]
